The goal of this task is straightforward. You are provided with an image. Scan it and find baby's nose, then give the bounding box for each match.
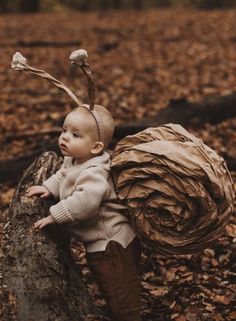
[62,132,70,141]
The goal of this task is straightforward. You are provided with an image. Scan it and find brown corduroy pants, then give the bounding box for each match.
[86,238,142,321]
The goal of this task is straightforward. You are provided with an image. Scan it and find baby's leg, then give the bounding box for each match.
[86,238,142,321]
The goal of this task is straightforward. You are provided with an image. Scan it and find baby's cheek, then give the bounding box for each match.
[58,135,63,144]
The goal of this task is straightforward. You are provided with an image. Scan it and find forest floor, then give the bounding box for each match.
[0,8,236,321]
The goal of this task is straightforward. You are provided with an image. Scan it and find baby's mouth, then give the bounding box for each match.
[60,143,68,150]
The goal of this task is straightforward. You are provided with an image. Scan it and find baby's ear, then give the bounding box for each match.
[91,141,104,155]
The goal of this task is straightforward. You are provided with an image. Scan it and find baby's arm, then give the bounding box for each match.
[49,167,109,224]
[27,159,67,229]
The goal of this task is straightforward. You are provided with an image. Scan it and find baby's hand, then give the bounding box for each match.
[27,185,51,198]
[34,215,55,230]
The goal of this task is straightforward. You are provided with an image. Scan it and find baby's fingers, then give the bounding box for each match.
[33,221,41,229]
[40,191,50,198]
[27,189,35,197]
[27,186,41,197]
[34,219,45,229]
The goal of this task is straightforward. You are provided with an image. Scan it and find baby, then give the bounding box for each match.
[27,104,142,321]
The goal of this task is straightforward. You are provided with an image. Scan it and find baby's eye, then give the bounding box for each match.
[73,133,80,137]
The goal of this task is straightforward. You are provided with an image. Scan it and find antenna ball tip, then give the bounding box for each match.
[70,49,88,64]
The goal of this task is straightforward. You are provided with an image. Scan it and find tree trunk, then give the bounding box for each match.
[2,152,107,321]
[100,0,111,10]
[112,0,122,9]
[19,0,40,12]
[198,0,225,9]
[0,0,7,12]
[133,0,143,10]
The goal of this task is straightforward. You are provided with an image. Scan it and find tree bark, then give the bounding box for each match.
[2,152,107,321]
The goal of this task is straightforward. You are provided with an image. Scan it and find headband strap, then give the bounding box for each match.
[80,105,104,143]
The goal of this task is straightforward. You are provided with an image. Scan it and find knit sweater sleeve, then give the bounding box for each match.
[43,168,63,199]
[49,166,109,224]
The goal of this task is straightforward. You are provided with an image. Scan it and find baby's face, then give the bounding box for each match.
[58,109,99,164]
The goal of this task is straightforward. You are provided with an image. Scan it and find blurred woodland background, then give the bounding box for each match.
[0,0,236,12]
[0,1,236,320]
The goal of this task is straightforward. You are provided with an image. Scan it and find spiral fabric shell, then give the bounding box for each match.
[111,124,234,256]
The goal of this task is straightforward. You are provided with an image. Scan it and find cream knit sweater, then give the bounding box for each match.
[43,151,136,252]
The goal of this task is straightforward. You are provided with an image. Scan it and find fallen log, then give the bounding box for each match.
[0,40,82,48]
[2,152,107,321]
[114,94,236,140]
[1,93,235,182]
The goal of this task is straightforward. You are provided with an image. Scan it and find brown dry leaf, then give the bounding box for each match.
[203,301,215,312]
[179,272,193,282]
[94,298,106,307]
[143,271,155,281]
[211,258,219,267]
[225,224,236,237]
[0,188,15,206]
[212,293,234,305]
[149,286,169,297]
[166,267,178,282]
[175,316,186,321]
[178,265,188,272]
[204,249,215,257]
[185,305,202,321]
[171,313,180,319]
[228,311,236,320]
[170,301,176,309]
